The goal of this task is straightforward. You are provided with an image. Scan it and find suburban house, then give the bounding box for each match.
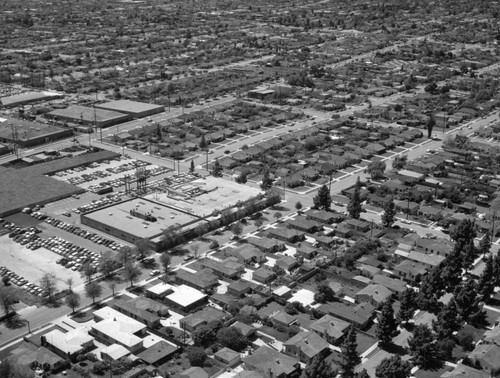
[243,345,301,378]
[308,314,350,345]
[282,331,330,364]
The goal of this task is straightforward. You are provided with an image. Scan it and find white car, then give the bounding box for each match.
[401,219,411,224]
[149,270,161,276]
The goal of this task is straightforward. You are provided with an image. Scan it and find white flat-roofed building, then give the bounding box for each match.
[164,284,208,312]
[146,282,175,299]
[100,344,131,361]
[91,306,146,353]
[43,328,94,359]
[91,318,145,353]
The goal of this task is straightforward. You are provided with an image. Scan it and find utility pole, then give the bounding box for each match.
[206,150,209,171]
[406,188,410,220]
[492,210,496,241]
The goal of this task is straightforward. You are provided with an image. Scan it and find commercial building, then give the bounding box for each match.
[95,100,164,118]
[81,197,202,250]
[0,117,73,147]
[45,105,131,128]
[0,91,64,108]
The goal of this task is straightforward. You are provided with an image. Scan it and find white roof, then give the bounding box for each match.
[146,282,174,296]
[92,318,144,348]
[288,288,315,307]
[101,344,130,360]
[44,328,93,355]
[273,286,292,296]
[166,284,206,307]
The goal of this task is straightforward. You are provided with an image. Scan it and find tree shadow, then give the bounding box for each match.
[43,299,62,308]
[4,314,27,329]
[380,342,407,356]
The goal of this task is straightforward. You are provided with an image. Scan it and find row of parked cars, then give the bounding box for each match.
[7,225,43,250]
[0,266,43,297]
[71,195,123,215]
[38,215,124,250]
[44,236,101,271]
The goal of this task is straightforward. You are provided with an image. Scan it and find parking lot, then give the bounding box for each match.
[0,235,84,292]
[50,155,172,192]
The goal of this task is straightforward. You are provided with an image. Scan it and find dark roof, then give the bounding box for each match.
[137,341,178,364]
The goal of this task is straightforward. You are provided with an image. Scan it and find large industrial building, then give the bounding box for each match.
[0,91,64,108]
[81,197,207,250]
[0,118,73,147]
[45,105,131,128]
[95,100,164,118]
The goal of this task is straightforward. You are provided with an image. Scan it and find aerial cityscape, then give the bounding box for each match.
[1,0,500,377]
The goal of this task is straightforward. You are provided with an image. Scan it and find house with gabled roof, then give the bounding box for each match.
[308,314,350,345]
[467,344,500,377]
[243,345,300,378]
[355,284,393,306]
[282,331,330,364]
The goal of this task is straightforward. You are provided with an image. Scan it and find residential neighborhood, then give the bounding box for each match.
[1,0,500,378]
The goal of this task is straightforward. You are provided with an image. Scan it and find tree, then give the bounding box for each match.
[39,273,57,302]
[314,283,336,304]
[478,255,495,301]
[301,354,337,378]
[392,154,407,170]
[367,161,386,180]
[193,321,220,347]
[116,246,134,266]
[217,327,249,351]
[340,326,361,378]
[0,286,15,316]
[123,262,141,287]
[375,355,411,378]
[274,212,283,223]
[313,184,331,211]
[159,253,171,273]
[231,222,243,238]
[397,288,416,325]
[381,196,396,228]
[295,201,303,212]
[99,257,119,278]
[65,292,80,313]
[433,298,461,339]
[186,346,207,367]
[479,231,491,256]
[425,115,436,139]
[260,167,274,191]
[189,160,195,173]
[211,158,223,177]
[134,238,151,260]
[254,219,264,230]
[235,172,247,184]
[454,278,484,323]
[408,324,438,369]
[356,369,370,378]
[376,299,398,348]
[347,177,363,219]
[85,282,102,305]
[451,219,476,251]
[81,262,97,284]
[199,134,207,149]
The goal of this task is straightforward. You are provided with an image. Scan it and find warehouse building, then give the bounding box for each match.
[0,118,73,147]
[0,91,64,108]
[95,100,164,118]
[45,105,131,128]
